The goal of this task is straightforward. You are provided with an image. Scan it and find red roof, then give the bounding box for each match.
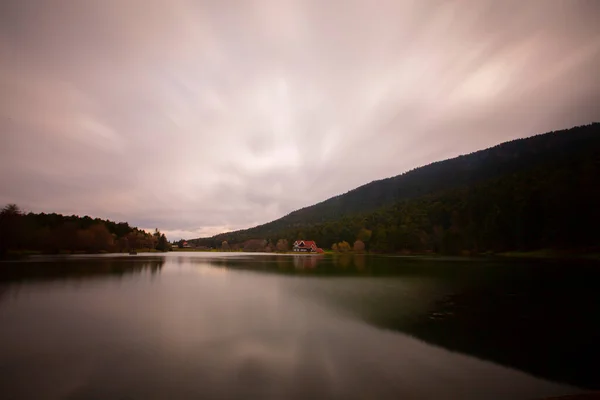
[296,240,317,247]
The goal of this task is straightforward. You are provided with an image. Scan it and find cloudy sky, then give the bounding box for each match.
[1,0,599,240]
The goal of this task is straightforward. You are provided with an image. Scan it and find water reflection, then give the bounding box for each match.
[0,253,597,399]
[0,255,165,284]
[189,253,600,389]
[292,254,321,269]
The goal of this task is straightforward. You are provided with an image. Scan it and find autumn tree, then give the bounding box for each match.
[126,231,140,251]
[337,241,351,253]
[353,240,365,253]
[88,223,114,252]
[221,241,230,251]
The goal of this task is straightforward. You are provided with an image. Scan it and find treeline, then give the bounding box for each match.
[0,205,171,255]
[191,123,600,255]
[213,238,364,253]
[216,239,287,252]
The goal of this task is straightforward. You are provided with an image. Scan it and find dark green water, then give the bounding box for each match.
[0,253,598,399]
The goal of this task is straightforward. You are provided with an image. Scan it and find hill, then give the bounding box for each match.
[0,205,171,255]
[191,123,600,254]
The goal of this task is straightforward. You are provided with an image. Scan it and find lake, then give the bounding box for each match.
[1,253,598,399]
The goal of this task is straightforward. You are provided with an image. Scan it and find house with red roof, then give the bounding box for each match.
[293,240,323,253]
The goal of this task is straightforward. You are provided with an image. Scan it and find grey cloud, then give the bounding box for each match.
[1,0,599,240]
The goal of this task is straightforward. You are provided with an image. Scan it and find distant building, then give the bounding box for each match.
[292,240,323,253]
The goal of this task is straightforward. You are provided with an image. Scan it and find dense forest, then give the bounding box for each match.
[191,123,600,255]
[0,205,171,256]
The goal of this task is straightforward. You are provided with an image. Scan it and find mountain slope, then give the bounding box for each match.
[192,123,600,253]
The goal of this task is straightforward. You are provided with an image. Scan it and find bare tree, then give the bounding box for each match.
[243,239,267,252]
[276,239,289,252]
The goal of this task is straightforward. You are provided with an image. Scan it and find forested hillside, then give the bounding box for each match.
[191,123,600,254]
[0,205,170,255]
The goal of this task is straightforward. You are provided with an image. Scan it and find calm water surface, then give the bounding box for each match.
[1,253,598,399]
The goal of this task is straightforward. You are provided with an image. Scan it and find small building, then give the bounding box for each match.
[293,240,322,253]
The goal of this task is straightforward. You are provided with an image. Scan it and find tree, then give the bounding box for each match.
[88,223,114,252]
[331,243,339,252]
[117,236,129,252]
[77,229,95,252]
[1,204,21,216]
[0,204,165,255]
[56,222,79,251]
[276,239,289,252]
[221,241,230,251]
[243,239,267,252]
[337,241,351,253]
[357,228,372,243]
[0,204,23,254]
[156,233,170,252]
[126,231,140,251]
[353,240,365,253]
